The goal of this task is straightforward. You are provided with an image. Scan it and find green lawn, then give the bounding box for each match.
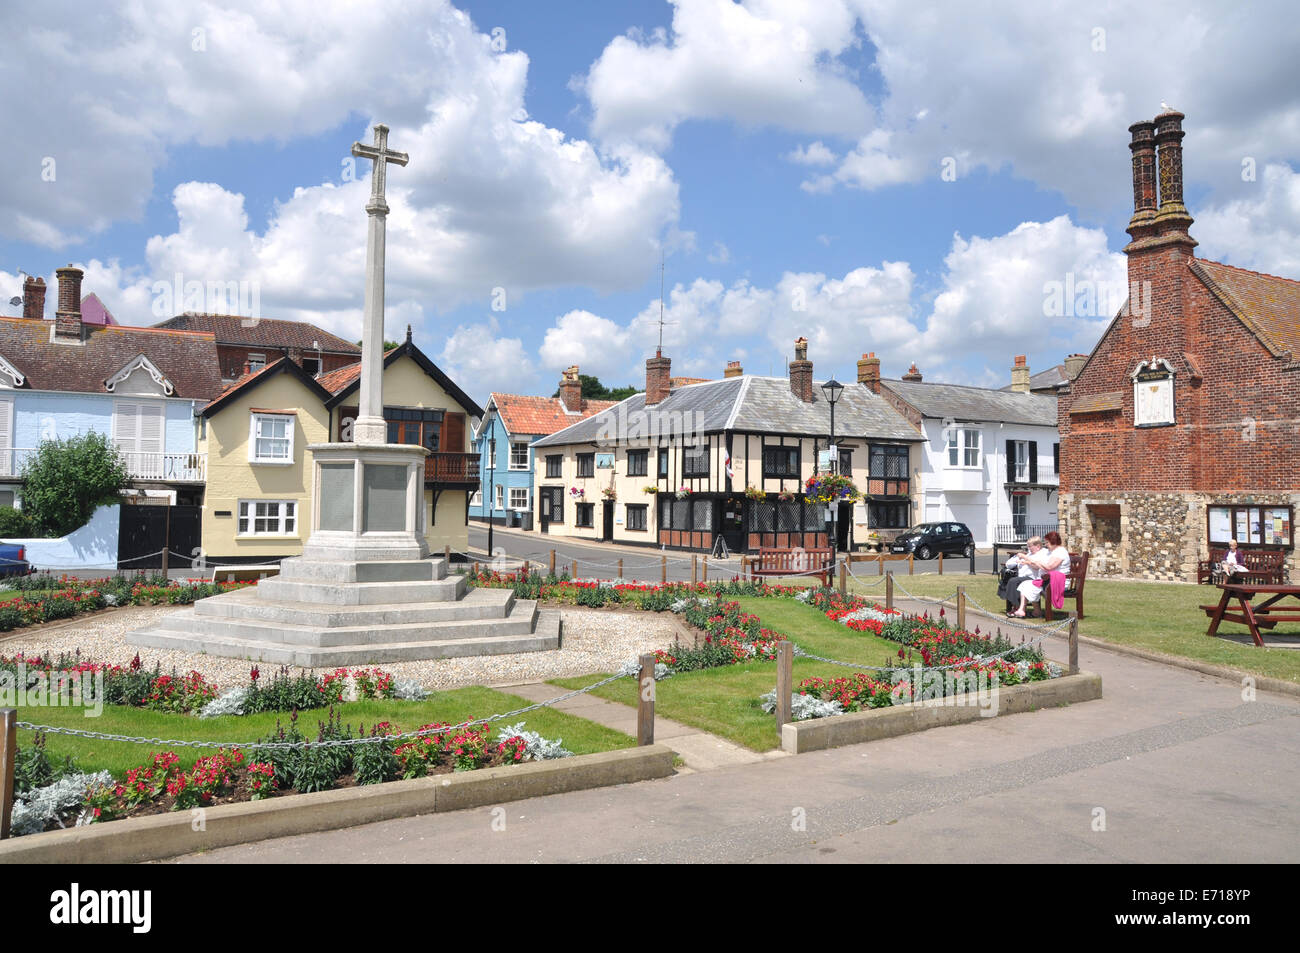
[16,685,633,776]
[850,572,1300,684]
[553,596,905,751]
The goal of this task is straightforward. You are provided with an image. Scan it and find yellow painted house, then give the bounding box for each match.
[199,333,483,562]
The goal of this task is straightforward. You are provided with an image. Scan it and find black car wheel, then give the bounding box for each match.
[916,545,932,560]
[963,543,974,558]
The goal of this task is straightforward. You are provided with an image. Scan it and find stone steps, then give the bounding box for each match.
[127,607,560,666]
[254,573,467,606]
[275,557,449,584]
[193,585,515,627]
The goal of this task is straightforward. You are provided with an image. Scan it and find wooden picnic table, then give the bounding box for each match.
[1201,582,1300,647]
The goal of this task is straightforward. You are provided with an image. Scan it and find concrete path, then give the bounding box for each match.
[499,680,786,773]
[171,619,1300,864]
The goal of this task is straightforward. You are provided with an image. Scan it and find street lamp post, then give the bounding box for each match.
[487,435,496,559]
[821,377,844,550]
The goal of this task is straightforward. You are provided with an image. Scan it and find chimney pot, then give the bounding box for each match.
[1063,353,1088,380]
[54,266,84,341]
[724,360,743,378]
[901,362,922,383]
[21,275,46,320]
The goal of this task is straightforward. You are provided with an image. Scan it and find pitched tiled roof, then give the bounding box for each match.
[153,313,361,354]
[490,393,619,438]
[201,356,332,417]
[0,317,223,399]
[1191,259,1300,359]
[533,376,921,448]
[315,362,361,394]
[882,378,1058,426]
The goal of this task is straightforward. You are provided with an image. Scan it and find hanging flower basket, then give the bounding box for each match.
[744,485,767,502]
[642,486,659,495]
[569,487,585,499]
[675,487,692,500]
[777,489,795,503]
[601,487,617,501]
[804,472,860,504]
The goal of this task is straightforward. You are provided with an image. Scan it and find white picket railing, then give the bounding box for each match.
[0,449,206,482]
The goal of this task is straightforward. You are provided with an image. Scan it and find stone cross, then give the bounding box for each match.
[350,123,409,445]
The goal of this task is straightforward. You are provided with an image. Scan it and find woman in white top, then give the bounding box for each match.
[1221,539,1245,580]
[1009,532,1069,618]
[1008,537,1044,617]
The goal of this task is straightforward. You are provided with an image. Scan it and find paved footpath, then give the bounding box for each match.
[171,615,1300,864]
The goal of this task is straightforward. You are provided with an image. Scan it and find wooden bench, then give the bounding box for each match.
[745,547,834,587]
[1196,548,1285,585]
[1010,552,1088,620]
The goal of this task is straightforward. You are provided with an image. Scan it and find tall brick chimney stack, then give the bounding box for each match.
[1153,109,1194,238]
[789,337,813,402]
[22,275,46,320]
[1010,355,1030,392]
[645,349,671,406]
[558,365,583,412]
[856,352,880,393]
[1125,119,1158,242]
[54,265,84,341]
[901,362,922,382]
[724,360,743,378]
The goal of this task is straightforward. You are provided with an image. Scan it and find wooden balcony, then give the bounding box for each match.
[425,452,481,487]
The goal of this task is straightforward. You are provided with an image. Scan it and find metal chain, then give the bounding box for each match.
[15,673,630,750]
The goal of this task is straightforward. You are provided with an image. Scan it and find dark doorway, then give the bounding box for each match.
[119,504,201,570]
[601,501,615,541]
[538,486,563,533]
[836,502,853,552]
[720,496,745,555]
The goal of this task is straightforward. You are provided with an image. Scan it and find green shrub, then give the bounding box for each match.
[0,505,34,538]
[19,433,129,538]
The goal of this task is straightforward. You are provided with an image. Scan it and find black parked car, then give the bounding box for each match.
[890,522,975,560]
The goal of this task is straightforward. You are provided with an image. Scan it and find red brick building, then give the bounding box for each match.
[1059,110,1300,580]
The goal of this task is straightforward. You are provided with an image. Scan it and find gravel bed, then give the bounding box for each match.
[1,605,682,691]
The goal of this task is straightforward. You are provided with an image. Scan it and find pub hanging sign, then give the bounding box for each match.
[1132,357,1175,427]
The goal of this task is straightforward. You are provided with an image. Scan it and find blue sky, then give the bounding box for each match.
[2,1,1298,402]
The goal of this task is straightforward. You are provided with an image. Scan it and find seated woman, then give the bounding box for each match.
[1006,537,1045,617]
[1008,532,1070,618]
[999,536,1043,607]
[1221,539,1245,580]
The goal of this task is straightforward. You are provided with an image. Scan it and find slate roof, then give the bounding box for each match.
[490,393,620,438]
[882,378,1058,426]
[533,376,921,447]
[0,317,223,400]
[1191,259,1300,359]
[153,313,361,355]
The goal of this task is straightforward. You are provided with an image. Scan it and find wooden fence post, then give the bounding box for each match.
[886,571,894,610]
[878,554,884,576]
[444,545,451,565]
[957,586,966,631]
[692,554,698,585]
[702,556,708,582]
[938,552,944,575]
[1069,617,1079,675]
[472,561,479,577]
[661,554,667,585]
[838,559,847,599]
[909,553,914,575]
[618,558,624,580]
[522,560,529,579]
[775,642,793,735]
[572,559,578,580]
[637,653,656,746]
[0,708,15,840]
[548,549,556,576]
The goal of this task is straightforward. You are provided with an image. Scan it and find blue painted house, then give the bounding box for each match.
[470,366,617,526]
[0,268,224,510]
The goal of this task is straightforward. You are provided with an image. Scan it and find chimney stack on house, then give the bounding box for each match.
[645,349,672,405]
[1063,353,1088,380]
[901,362,923,382]
[54,265,83,341]
[724,360,743,378]
[21,275,46,320]
[558,365,583,411]
[1126,109,1195,252]
[856,352,880,393]
[789,337,813,402]
[1010,355,1030,392]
